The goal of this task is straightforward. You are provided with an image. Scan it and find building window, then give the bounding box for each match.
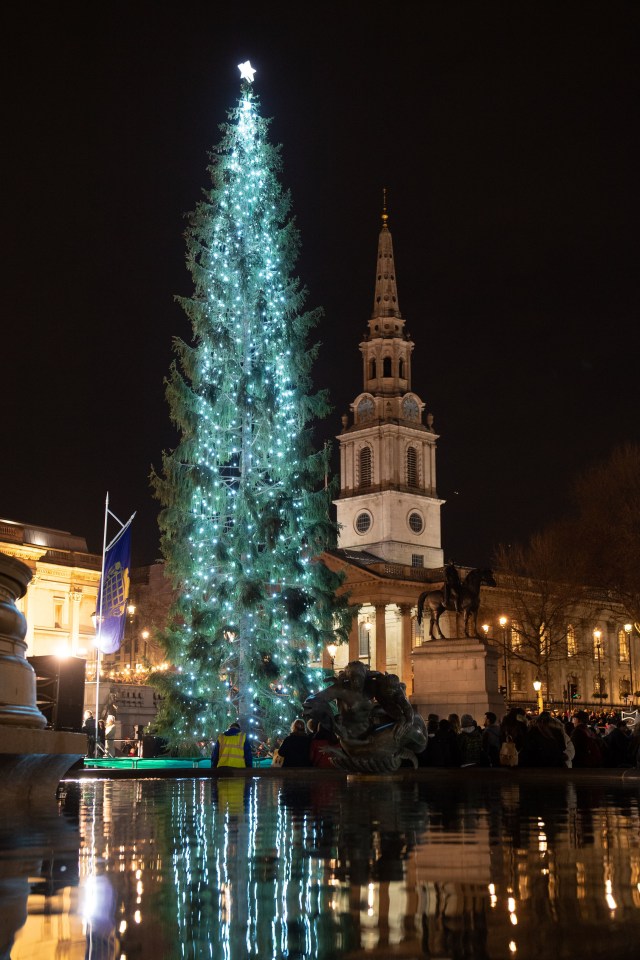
[355,512,372,534]
[369,358,376,379]
[399,358,405,378]
[408,512,423,534]
[511,670,523,693]
[54,599,64,629]
[618,628,630,663]
[594,675,607,697]
[406,446,419,487]
[567,624,577,657]
[593,630,605,660]
[358,446,372,488]
[383,356,392,377]
[540,624,549,658]
[412,616,424,645]
[411,554,424,568]
[511,622,523,652]
[620,677,631,699]
[359,622,371,659]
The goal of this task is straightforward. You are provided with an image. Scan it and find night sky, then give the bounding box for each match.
[3,2,638,568]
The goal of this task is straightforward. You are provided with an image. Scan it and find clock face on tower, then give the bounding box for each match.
[402,396,419,420]
[357,397,375,422]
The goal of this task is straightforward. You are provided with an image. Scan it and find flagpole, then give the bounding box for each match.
[94,492,110,756]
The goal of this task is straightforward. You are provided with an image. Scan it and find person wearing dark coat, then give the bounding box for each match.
[602,719,631,767]
[520,712,566,767]
[82,711,96,757]
[277,719,312,768]
[482,711,502,767]
[500,707,528,754]
[570,710,605,768]
[428,718,461,767]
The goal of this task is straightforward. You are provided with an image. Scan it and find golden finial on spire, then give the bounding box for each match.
[382,187,388,226]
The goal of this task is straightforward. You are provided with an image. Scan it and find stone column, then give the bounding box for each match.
[375,604,387,672]
[399,604,413,694]
[348,611,360,662]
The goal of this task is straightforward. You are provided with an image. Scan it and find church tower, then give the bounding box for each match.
[335,202,444,569]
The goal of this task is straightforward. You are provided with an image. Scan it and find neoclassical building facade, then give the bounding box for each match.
[0,517,101,660]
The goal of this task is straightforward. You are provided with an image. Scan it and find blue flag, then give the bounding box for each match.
[95,519,133,655]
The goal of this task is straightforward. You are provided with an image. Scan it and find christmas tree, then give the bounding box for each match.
[151,62,350,750]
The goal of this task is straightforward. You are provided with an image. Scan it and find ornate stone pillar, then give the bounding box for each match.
[375,603,387,672]
[0,553,85,809]
[399,604,413,694]
[0,554,46,728]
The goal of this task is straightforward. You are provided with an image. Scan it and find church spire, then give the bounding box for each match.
[369,188,404,333]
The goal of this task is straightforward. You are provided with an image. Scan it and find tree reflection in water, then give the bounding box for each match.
[4,776,640,960]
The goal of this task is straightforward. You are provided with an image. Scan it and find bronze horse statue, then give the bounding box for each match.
[417,567,496,640]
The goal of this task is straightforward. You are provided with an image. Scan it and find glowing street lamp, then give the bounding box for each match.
[533,677,543,714]
[326,642,338,673]
[624,624,635,702]
[499,616,509,700]
[594,628,603,700]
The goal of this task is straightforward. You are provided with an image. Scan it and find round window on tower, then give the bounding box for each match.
[355,511,372,534]
[408,512,424,534]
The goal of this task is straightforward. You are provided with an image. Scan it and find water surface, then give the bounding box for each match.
[4,774,640,959]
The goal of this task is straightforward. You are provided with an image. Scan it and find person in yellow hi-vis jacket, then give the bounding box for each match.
[212,720,253,769]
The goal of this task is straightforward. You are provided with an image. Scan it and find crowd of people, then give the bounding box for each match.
[417,708,640,769]
[211,708,640,770]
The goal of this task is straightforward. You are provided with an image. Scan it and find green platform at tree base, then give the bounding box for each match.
[80,756,273,772]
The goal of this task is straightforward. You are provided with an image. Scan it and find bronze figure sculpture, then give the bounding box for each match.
[303,661,427,773]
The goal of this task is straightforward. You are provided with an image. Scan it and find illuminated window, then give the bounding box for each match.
[594,675,607,697]
[593,631,605,660]
[358,447,372,488]
[618,628,630,663]
[406,447,419,487]
[567,624,577,657]
[540,624,549,658]
[54,599,64,629]
[511,623,523,652]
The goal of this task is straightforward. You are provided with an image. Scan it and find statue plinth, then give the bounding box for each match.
[411,635,506,722]
[0,554,84,809]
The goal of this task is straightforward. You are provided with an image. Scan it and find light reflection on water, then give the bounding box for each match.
[4,775,640,959]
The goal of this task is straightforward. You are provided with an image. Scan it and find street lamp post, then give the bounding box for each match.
[499,616,509,701]
[533,677,543,714]
[126,601,136,670]
[364,620,372,669]
[594,628,603,702]
[624,624,634,703]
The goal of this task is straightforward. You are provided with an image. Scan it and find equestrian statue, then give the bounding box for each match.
[417,562,496,641]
